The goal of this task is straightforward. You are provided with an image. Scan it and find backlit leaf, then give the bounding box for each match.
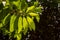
[18,16,22,33]
[27,16,35,31]
[26,6,35,13]
[10,14,17,32]
[17,34,22,40]
[0,23,3,28]
[2,13,10,25]
[35,6,43,13]
[35,15,40,22]
[28,12,38,16]
[23,17,28,35]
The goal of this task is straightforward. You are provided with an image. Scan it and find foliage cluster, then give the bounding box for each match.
[0,0,42,40]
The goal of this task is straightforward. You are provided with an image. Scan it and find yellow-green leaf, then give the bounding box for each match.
[10,14,17,32]
[27,16,35,31]
[13,1,19,7]
[12,0,21,9]
[35,6,43,13]
[34,1,39,6]
[26,6,35,13]
[18,16,22,33]
[23,17,28,35]
[17,34,22,40]
[6,0,10,5]
[36,15,40,22]
[0,23,3,28]
[29,12,38,16]
[2,13,10,26]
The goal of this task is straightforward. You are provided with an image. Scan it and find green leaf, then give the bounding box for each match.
[26,6,35,13]
[6,0,10,5]
[21,0,28,11]
[0,13,10,28]
[35,15,40,22]
[2,13,10,25]
[18,16,22,33]
[32,16,34,19]
[14,17,18,31]
[12,0,22,10]
[23,17,28,35]
[35,6,43,13]
[10,14,17,32]
[17,34,22,40]
[28,12,38,16]
[0,9,9,21]
[14,17,18,38]
[0,23,3,28]
[34,1,39,6]
[27,16,35,31]
[13,1,19,7]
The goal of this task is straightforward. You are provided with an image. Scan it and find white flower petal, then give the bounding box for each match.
[27,0,31,2]
[2,1,6,6]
